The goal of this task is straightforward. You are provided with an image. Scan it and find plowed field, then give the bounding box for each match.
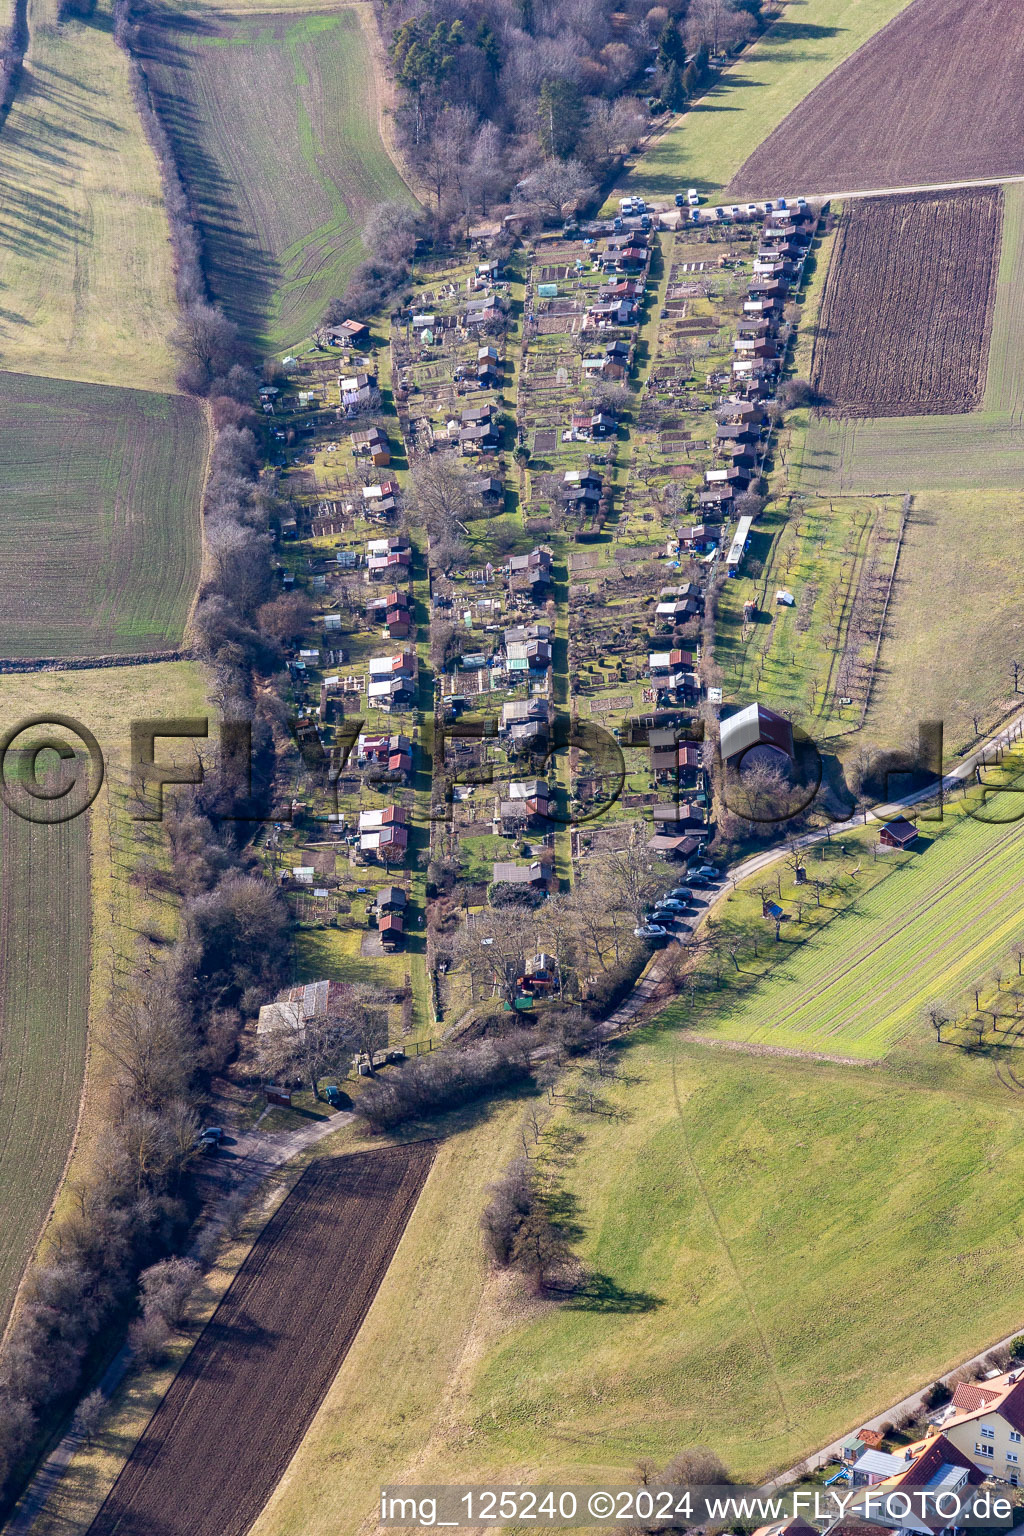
[810,190,1002,418]
[87,1145,435,1536]
[727,0,1024,198]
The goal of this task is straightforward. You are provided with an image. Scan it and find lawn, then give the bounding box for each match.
[610,0,915,206]
[795,184,1024,494]
[0,372,207,659]
[662,791,1024,1058]
[140,6,415,350]
[0,0,179,390]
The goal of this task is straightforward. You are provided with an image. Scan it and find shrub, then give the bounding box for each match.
[354,1039,533,1133]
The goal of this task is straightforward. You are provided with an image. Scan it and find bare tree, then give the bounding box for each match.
[515,158,596,224]
[72,1389,106,1443]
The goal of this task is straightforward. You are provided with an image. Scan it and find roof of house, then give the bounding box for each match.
[492,861,544,884]
[880,814,918,846]
[885,1433,982,1490]
[508,779,548,800]
[647,833,700,855]
[375,886,407,909]
[720,701,794,761]
[935,1370,1024,1436]
[256,979,331,1036]
[854,1450,908,1478]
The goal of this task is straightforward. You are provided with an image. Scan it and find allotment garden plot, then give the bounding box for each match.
[140,7,413,350]
[727,0,1024,198]
[0,372,206,658]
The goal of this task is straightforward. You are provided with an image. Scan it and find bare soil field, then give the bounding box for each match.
[810,190,1002,418]
[796,184,1024,492]
[727,0,1024,198]
[87,1145,435,1536]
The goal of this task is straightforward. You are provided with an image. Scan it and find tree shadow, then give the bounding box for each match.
[561,1272,664,1313]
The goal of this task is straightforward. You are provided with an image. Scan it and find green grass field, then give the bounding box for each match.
[663,794,1024,1058]
[796,184,1024,493]
[0,0,179,390]
[610,0,914,207]
[0,371,207,658]
[140,5,415,349]
[0,800,90,1330]
[239,1043,1024,1533]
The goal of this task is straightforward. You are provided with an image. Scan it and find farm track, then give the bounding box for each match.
[726,0,1024,199]
[810,190,1002,418]
[86,1145,435,1536]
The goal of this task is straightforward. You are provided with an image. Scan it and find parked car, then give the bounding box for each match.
[667,887,692,900]
[200,1126,224,1143]
[655,899,688,914]
[634,924,669,939]
[746,203,759,216]
[695,864,721,879]
[687,188,700,206]
[675,191,685,207]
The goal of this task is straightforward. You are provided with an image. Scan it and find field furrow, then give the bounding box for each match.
[809,190,1002,418]
[727,0,1024,199]
[87,1146,435,1536]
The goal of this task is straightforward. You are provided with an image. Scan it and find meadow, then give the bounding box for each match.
[796,184,1024,494]
[716,485,1024,760]
[236,1040,1024,1536]
[0,0,178,390]
[140,5,414,350]
[0,372,207,659]
[609,0,914,207]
